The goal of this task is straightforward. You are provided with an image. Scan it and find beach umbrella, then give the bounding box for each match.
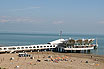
[76,39,83,45]
[62,57,64,60]
[67,39,75,45]
[55,58,57,59]
[64,56,68,58]
[88,39,94,44]
[84,39,89,45]
[57,57,60,58]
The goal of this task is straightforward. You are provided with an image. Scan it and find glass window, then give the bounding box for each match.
[9,47,16,50]
[21,47,24,49]
[37,46,39,48]
[4,48,7,50]
[47,46,49,47]
[25,47,28,48]
[29,47,32,48]
[17,47,20,49]
[53,45,55,47]
[33,46,36,48]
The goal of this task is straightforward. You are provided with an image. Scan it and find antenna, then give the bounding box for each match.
[60,31,62,39]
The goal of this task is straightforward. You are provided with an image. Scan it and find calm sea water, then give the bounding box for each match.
[0,33,104,55]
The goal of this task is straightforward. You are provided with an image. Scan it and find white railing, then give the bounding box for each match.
[64,47,94,50]
[0,44,57,52]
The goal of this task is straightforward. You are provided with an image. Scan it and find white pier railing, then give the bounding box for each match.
[64,47,94,50]
[0,39,65,53]
[0,44,57,52]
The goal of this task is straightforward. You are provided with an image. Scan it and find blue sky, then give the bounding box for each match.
[0,0,104,34]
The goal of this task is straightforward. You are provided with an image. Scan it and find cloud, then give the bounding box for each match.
[13,6,40,11]
[53,21,64,24]
[0,16,10,18]
[0,19,9,23]
[98,21,104,24]
[0,16,42,23]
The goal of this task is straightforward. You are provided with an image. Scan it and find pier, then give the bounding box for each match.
[0,38,98,53]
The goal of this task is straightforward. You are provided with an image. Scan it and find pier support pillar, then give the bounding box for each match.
[60,48,62,52]
[67,50,71,53]
[58,48,59,52]
[49,48,51,51]
[14,51,16,53]
[84,50,86,53]
[76,50,81,53]
[62,49,65,53]
[38,50,39,52]
[87,50,91,53]
[56,48,57,52]
[72,50,74,53]
[23,51,24,53]
[55,48,57,52]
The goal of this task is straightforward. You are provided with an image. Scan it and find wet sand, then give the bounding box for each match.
[0,52,104,69]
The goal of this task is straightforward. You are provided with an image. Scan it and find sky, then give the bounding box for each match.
[0,0,104,34]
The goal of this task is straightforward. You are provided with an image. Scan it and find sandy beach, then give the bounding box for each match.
[0,52,104,69]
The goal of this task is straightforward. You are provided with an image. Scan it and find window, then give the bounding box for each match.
[47,46,49,47]
[9,47,16,50]
[13,48,16,49]
[17,47,20,49]
[4,48,7,50]
[25,47,28,49]
[33,46,36,48]
[50,46,52,47]
[40,46,42,48]
[53,45,55,47]
[44,46,46,47]
[0,48,2,50]
[37,46,39,48]
[21,47,24,49]
[29,47,32,48]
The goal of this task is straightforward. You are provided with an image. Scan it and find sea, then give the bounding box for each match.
[0,32,104,55]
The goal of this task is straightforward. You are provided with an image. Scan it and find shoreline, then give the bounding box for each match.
[0,52,104,69]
